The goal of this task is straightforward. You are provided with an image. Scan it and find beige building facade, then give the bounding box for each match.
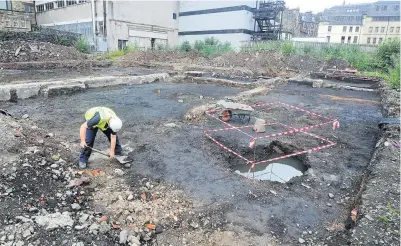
[318,22,363,44]
[360,16,400,45]
[35,0,179,51]
[318,0,400,45]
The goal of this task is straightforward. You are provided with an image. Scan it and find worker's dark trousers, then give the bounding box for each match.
[79,127,123,163]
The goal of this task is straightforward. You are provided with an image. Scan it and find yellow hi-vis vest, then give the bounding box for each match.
[84,107,116,131]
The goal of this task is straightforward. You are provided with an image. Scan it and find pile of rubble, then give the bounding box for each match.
[119,50,329,77]
[0,40,87,63]
[0,114,208,245]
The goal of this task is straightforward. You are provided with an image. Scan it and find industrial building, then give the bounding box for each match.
[179,1,256,48]
[179,1,320,49]
[318,0,400,44]
[34,0,179,51]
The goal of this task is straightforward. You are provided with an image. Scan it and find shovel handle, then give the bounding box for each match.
[85,146,110,157]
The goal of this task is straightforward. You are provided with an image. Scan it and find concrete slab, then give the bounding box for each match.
[216,100,254,111]
[0,73,170,101]
[0,88,10,101]
[15,84,41,99]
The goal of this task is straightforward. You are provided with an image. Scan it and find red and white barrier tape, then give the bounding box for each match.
[204,101,339,179]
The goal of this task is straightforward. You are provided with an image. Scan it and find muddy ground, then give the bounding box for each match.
[1,77,385,245]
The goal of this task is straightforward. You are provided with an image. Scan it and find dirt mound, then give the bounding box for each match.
[0,40,87,63]
[119,50,327,77]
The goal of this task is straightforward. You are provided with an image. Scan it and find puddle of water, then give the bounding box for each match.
[232,153,307,183]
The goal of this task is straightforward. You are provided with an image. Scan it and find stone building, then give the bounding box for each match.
[0,0,35,31]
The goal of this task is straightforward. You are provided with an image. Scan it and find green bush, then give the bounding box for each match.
[385,55,400,89]
[375,38,400,70]
[204,37,220,46]
[179,41,192,52]
[194,40,205,51]
[180,37,233,56]
[302,44,313,55]
[280,41,296,54]
[75,38,91,53]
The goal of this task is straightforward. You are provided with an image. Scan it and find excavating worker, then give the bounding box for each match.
[79,106,123,169]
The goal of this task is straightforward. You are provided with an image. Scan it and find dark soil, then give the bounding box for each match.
[1,80,382,245]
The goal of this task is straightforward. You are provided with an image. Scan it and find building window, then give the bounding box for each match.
[396,27,400,33]
[343,26,347,32]
[341,36,345,44]
[381,5,387,11]
[67,0,76,6]
[20,20,26,28]
[78,0,88,3]
[118,40,128,50]
[5,20,11,27]
[36,4,45,12]
[395,5,400,11]
[379,38,383,44]
[369,27,373,33]
[98,21,104,36]
[353,36,358,43]
[375,27,379,33]
[347,36,351,43]
[57,1,65,7]
[367,37,371,44]
[173,13,177,19]
[327,36,331,43]
[390,27,394,32]
[24,4,33,13]
[373,37,377,44]
[45,2,54,10]
[355,26,359,32]
[0,0,12,10]
[13,21,19,28]
[328,26,332,32]
[349,26,353,32]
[380,27,385,33]
[375,5,380,11]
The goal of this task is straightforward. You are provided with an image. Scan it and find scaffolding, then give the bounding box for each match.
[252,0,286,40]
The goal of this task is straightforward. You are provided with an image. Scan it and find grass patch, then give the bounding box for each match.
[241,38,400,89]
[179,37,233,56]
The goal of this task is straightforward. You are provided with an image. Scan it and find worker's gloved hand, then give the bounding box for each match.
[109,151,115,158]
[80,141,87,148]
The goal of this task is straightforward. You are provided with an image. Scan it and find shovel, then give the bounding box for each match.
[86,146,132,165]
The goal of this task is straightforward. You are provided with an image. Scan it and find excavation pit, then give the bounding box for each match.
[233,153,307,182]
[224,142,310,182]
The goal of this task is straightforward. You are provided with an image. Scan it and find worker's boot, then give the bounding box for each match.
[78,161,87,169]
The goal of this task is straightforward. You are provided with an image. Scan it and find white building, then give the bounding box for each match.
[35,0,179,52]
[179,1,256,49]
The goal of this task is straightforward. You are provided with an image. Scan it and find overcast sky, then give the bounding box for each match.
[285,0,378,13]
